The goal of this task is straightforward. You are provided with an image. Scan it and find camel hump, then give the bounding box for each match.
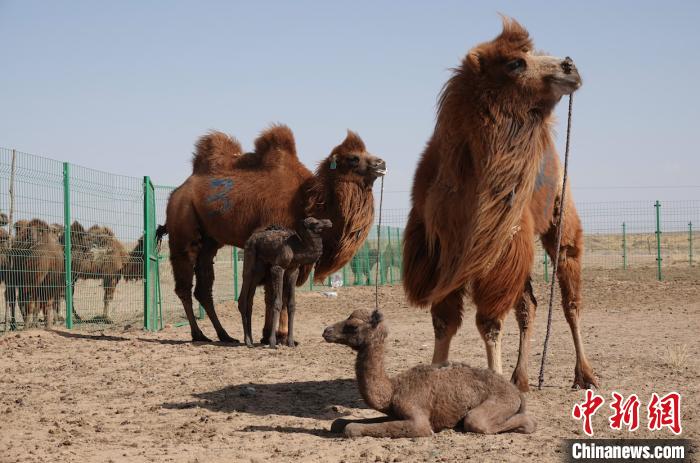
[254,124,297,158]
[192,131,244,175]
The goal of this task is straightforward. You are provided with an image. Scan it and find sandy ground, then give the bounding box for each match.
[1,268,699,463]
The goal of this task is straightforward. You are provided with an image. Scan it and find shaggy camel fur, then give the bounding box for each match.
[163,125,385,343]
[323,309,536,438]
[238,217,332,348]
[402,17,597,391]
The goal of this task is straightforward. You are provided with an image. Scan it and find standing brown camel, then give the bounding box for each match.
[10,219,64,327]
[323,309,536,438]
[238,217,332,348]
[402,18,597,391]
[163,125,385,343]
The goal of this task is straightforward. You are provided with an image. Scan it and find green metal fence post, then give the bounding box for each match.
[655,200,662,281]
[622,222,627,270]
[387,226,394,284]
[143,176,153,331]
[543,252,549,283]
[63,162,74,329]
[342,265,347,287]
[689,222,694,267]
[233,247,239,301]
[309,271,314,291]
[397,228,402,278]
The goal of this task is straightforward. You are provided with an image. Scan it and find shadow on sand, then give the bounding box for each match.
[161,378,366,420]
[49,330,130,342]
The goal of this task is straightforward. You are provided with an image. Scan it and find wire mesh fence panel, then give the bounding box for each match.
[2,144,699,335]
[1,148,65,331]
[67,164,144,328]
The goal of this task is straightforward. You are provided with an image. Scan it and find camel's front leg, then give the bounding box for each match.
[330,416,395,434]
[511,278,537,392]
[267,266,285,349]
[344,415,432,439]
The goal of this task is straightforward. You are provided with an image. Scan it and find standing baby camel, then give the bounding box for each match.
[238,217,332,348]
[323,309,536,438]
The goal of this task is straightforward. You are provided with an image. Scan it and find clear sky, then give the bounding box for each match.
[2,0,699,211]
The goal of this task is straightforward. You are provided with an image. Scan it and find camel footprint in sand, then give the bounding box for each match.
[323,309,536,438]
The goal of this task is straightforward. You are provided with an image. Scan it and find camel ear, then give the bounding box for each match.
[370,310,383,328]
[339,130,366,153]
[466,50,481,73]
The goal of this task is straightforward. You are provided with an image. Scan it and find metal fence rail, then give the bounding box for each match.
[1,146,698,334]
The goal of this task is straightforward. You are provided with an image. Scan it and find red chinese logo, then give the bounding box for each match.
[647,392,682,435]
[572,391,682,436]
[609,391,640,431]
[572,389,605,436]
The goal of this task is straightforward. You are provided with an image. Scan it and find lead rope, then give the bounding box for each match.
[374,175,385,309]
[538,94,574,390]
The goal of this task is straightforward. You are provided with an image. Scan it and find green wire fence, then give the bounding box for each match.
[1,147,699,333]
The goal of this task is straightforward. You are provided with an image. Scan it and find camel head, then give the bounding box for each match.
[323,309,387,351]
[16,219,51,244]
[87,225,115,248]
[322,131,386,188]
[302,217,333,235]
[460,16,581,115]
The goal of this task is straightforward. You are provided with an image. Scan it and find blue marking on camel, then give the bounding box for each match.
[207,178,234,215]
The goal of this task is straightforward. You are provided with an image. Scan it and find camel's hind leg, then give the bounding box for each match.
[541,210,598,389]
[511,278,537,392]
[463,396,536,434]
[474,213,534,375]
[261,282,290,346]
[171,247,209,342]
[193,238,238,343]
[101,275,119,322]
[430,287,466,364]
[283,268,299,348]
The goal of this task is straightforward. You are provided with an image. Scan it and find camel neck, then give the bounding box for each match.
[295,228,323,264]
[355,340,393,413]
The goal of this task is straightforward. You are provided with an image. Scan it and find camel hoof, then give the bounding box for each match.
[510,372,530,392]
[192,333,212,343]
[330,419,349,434]
[218,334,239,344]
[286,339,297,348]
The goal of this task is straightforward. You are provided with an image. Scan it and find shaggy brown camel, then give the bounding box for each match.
[402,17,597,391]
[163,125,385,343]
[323,309,536,438]
[63,223,126,321]
[238,217,332,348]
[9,219,64,327]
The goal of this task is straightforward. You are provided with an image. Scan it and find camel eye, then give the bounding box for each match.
[347,155,360,166]
[505,58,526,72]
[342,324,358,334]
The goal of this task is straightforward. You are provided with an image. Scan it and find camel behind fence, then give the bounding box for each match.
[1,146,699,333]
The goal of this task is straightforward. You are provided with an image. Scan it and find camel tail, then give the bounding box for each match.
[254,124,296,158]
[155,224,168,245]
[192,131,243,175]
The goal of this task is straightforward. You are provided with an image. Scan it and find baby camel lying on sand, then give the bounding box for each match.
[323,309,536,438]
